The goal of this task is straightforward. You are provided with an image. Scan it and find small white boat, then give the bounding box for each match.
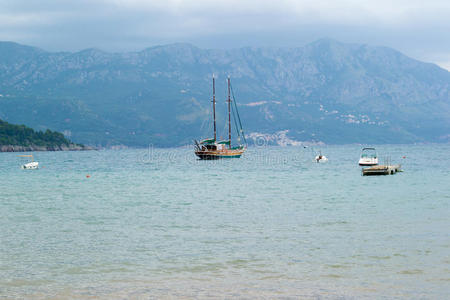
[22,161,39,169]
[315,151,328,163]
[315,155,328,163]
[358,147,378,166]
[18,155,39,169]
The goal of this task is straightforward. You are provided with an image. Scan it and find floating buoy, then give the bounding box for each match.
[86,175,91,178]
[402,156,406,159]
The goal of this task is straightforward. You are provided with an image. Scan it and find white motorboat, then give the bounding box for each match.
[315,155,328,163]
[315,151,328,163]
[358,147,378,166]
[18,155,39,169]
[22,161,39,169]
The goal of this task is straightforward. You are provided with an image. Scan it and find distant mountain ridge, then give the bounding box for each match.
[0,39,448,146]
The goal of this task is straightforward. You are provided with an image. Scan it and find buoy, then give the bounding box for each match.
[402,156,406,159]
[86,175,91,178]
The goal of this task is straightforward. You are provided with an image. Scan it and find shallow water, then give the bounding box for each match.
[1,145,449,299]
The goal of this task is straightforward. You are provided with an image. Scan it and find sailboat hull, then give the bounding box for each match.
[195,149,245,160]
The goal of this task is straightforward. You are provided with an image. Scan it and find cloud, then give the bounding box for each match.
[0,0,449,69]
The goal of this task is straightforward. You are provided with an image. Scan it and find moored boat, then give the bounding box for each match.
[18,154,39,169]
[315,151,328,163]
[195,140,245,159]
[195,76,246,159]
[358,147,378,166]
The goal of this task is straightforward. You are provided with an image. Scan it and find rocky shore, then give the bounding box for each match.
[0,144,93,152]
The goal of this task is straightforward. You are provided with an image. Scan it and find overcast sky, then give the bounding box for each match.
[1,0,449,70]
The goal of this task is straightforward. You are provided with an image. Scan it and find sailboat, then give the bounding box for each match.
[194,76,246,159]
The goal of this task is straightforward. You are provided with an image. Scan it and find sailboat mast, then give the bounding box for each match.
[213,76,217,141]
[227,77,231,149]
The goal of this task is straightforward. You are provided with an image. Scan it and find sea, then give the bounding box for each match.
[1,144,449,299]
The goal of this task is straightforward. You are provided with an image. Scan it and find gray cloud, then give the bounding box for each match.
[0,0,449,69]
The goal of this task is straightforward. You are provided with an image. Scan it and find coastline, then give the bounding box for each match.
[0,144,94,152]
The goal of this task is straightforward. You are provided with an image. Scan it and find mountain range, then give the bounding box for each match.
[0,38,449,147]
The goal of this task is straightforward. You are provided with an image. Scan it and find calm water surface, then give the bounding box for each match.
[1,145,449,299]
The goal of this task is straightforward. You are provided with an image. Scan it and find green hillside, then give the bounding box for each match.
[0,119,82,148]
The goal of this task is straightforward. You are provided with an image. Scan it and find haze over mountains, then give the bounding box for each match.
[0,38,449,147]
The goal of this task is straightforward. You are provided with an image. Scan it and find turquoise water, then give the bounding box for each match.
[1,145,449,299]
